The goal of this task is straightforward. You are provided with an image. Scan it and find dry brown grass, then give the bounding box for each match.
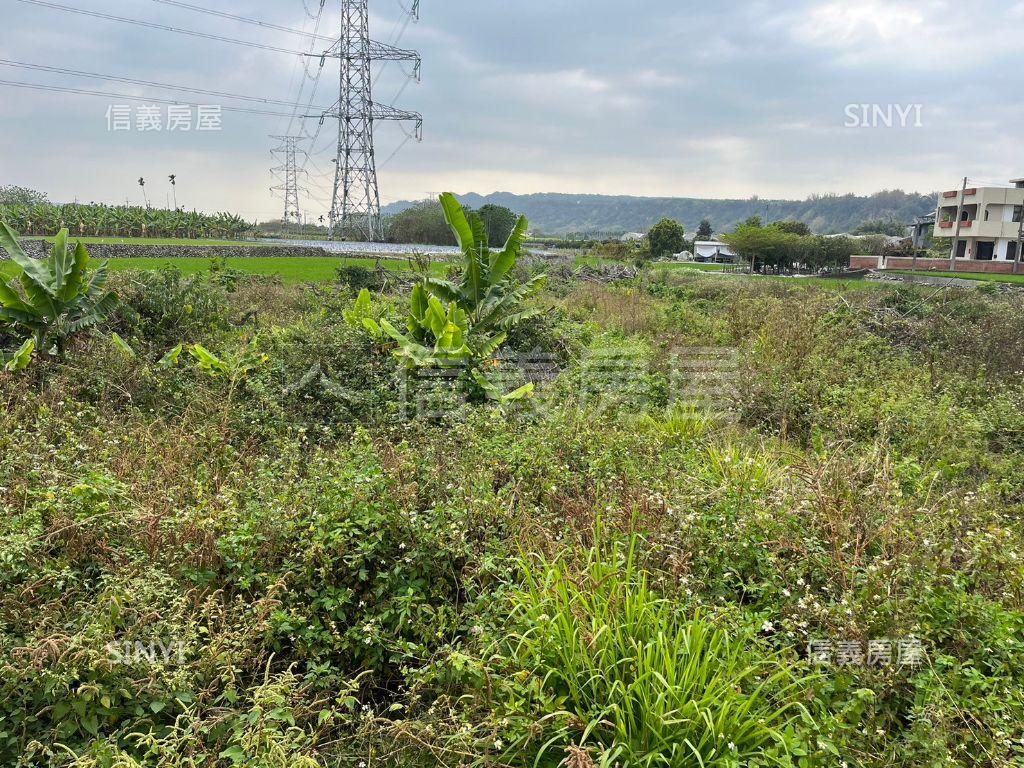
[563,284,661,335]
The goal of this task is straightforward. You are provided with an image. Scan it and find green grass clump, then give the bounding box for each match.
[505,535,810,767]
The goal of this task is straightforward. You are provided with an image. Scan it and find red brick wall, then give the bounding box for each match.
[883,257,1018,274]
[850,255,881,269]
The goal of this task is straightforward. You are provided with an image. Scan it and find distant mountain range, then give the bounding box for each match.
[382,190,938,236]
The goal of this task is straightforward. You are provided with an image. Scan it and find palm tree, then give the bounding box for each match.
[138,177,149,209]
[168,174,177,209]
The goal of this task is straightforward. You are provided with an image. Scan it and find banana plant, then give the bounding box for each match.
[343,288,384,341]
[187,340,268,381]
[367,193,545,402]
[371,286,476,367]
[0,223,118,359]
[0,202,256,240]
[0,338,35,372]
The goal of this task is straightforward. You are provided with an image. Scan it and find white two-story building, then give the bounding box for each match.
[934,179,1024,263]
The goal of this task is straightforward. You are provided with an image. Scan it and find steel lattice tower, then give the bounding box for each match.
[270,135,306,226]
[325,0,423,241]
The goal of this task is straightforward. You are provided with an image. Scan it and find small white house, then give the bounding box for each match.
[693,240,738,262]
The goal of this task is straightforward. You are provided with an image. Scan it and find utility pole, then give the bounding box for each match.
[323,0,423,242]
[949,176,968,272]
[270,135,307,229]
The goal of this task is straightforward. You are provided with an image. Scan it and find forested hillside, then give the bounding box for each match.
[384,189,937,236]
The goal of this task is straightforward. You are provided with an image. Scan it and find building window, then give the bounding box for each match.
[956,240,968,258]
[1009,242,1020,262]
[1015,206,1023,223]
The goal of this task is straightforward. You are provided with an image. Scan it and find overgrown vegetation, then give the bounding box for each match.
[1,221,1023,766]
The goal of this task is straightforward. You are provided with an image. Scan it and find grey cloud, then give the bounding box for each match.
[2,0,1023,218]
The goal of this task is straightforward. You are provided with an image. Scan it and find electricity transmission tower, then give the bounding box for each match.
[323,0,423,242]
[270,135,307,227]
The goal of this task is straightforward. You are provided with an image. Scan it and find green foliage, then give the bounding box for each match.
[473,203,519,248]
[110,265,231,345]
[0,184,48,207]
[188,340,267,380]
[0,201,253,239]
[254,306,398,430]
[0,337,34,371]
[65,669,324,768]
[373,193,545,399]
[499,535,812,767]
[859,234,891,256]
[3,261,1024,767]
[383,199,456,246]
[722,224,857,272]
[0,224,118,358]
[343,288,385,341]
[853,216,908,237]
[336,264,385,292]
[773,220,812,236]
[695,218,715,240]
[647,217,687,258]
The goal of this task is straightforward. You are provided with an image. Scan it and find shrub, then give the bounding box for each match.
[647,218,686,259]
[110,266,231,345]
[336,265,385,292]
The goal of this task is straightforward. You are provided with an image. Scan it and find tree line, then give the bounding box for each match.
[641,214,865,272]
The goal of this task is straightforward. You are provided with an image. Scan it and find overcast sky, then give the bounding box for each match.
[3,0,1024,219]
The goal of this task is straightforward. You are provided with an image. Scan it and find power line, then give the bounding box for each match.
[373,8,415,86]
[301,0,324,20]
[149,0,335,41]
[0,59,331,111]
[378,131,415,170]
[275,2,323,135]
[13,0,314,57]
[283,2,329,137]
[0,79,319,118]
